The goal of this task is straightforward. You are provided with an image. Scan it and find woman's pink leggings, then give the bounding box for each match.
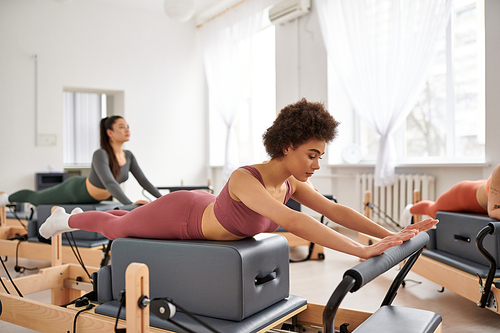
[68,190,216,240]
[410,180,487,218]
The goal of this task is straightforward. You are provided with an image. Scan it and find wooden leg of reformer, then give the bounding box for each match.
[364,191,372,219]
[126,263,150,333]
[50,234,70,305]
[359,191,378,246]
[0,195,26,238]
[0,193,6,228]
[50,234,83,304]
[310,244,325,260]
[51,234,63,267]
[413,190,421,223]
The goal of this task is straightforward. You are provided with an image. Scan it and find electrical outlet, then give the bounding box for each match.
[37,134,57,146]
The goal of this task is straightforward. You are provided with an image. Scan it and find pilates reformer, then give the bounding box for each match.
[0,230,441,333]
[361,189,500,316]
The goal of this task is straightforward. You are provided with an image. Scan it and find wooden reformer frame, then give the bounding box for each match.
[0,233,373,333]
[360,189,500,316]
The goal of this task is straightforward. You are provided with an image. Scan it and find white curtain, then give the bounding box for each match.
[316,0,452,186]
[199,0,265,181]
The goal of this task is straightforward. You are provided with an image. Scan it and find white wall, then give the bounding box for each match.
[275,2,327,111]
[0,0,208,201]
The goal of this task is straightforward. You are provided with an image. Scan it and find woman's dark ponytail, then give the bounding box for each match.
[100,116,123,180]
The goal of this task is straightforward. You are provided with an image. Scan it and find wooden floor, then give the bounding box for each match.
[1,229,500,332]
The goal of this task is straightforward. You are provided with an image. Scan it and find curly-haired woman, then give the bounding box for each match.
[39,99,437,259]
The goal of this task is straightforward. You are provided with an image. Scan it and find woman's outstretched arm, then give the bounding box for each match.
[229,169,426,259]
[290,178,437,237]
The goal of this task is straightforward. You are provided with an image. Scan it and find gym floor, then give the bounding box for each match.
[1,228,499,332]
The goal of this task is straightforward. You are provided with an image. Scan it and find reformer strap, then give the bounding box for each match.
[345,232,429,292]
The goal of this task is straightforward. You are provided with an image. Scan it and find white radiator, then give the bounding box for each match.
[355,174,436,225]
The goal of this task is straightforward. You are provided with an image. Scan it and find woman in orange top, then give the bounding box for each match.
[410,164,500,220]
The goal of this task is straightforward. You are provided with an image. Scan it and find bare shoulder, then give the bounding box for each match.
[227,167,264,201]
[229,167,255,182]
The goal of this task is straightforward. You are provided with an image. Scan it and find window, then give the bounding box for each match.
[209,25,276,166]
[330,0,485,164]
[63,91,107,165]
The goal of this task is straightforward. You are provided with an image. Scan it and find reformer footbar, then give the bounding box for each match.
[322,231,441,333]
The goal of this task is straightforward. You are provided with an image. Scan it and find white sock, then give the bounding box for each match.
[0,193,10,208]
[39,207,79,239]
[399,204,413,228]
[71,207,84,215]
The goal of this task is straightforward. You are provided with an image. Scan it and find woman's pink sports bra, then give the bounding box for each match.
[213,166,293,238]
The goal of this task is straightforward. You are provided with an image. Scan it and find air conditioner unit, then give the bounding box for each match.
[269,0,311,25]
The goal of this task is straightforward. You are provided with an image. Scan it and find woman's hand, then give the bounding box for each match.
[362,218,438,259]
[133,199,150,205]
[402,217,439,233]
[363,228,419,258]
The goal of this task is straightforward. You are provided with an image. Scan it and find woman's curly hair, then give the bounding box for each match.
[263,98,339,160]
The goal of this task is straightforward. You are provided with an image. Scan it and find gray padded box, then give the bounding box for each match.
[434,211,500,266]
[422,211,500,277]
[106,234,290,321]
